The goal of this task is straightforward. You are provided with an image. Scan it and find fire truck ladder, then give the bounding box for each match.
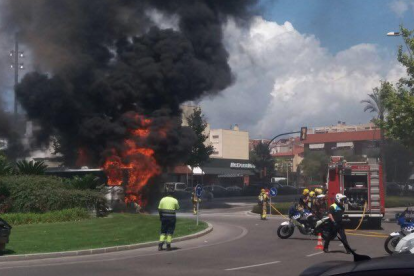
[368,158,381,213]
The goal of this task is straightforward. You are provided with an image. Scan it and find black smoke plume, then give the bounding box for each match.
[3,0,258,167]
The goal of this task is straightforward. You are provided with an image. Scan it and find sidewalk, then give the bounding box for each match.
[384,207,407,222]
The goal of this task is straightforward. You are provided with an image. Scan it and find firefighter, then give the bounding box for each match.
[158,186,180,251]
[258,189,269,220]
[299,188,310,211]
[313,188,326,218]
[323,193,351,254]
[308,191,316,209]
[191,190,201,215]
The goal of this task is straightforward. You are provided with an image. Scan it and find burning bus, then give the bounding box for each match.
[326,156,385,229]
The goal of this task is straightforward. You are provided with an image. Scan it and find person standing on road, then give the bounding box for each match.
[323,193,351,254]
[258,189,269,220]
[158,187,180,251]
[191,189,201,215]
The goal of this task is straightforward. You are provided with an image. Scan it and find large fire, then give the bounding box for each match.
[103,114,162,208]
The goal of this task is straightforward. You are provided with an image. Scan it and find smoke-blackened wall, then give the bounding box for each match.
[2,0,257,167]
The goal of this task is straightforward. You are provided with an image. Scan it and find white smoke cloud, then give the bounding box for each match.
[200,17,404,138]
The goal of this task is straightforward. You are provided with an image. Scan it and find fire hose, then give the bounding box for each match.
[348,202,367,232]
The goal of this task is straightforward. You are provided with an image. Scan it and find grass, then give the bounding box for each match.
[4,214,207,255]
[1,208,90,225]
[252,202,291,215]
[385,196,414,208]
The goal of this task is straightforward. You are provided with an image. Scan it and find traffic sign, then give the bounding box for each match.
[269,187,278,197]
[195,185,203,197]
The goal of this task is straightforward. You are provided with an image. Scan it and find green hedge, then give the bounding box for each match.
[1,208,90,225]
[385,196,414,208]
[0,175,102,213]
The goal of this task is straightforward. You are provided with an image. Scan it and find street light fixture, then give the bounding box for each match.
[387,31,413,58]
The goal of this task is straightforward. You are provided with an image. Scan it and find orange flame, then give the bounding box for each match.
[103,114,161,207]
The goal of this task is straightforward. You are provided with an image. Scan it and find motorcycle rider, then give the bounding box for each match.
[258,189,269,220]
[323,193,351,254]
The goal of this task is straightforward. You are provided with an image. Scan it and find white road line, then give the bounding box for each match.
[225,261,281,271]
[306,252,324,257]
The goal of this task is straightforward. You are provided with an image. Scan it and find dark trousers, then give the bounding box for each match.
[324,223,349,250]
[161,217,176,235]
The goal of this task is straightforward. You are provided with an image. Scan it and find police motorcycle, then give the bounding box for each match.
[277,202,331,240]
[384,207,414,254]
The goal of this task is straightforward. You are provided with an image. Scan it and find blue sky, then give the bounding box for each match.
[259,0,414,57]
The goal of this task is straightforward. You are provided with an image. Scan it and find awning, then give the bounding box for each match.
[202,167,254,176]
[337,142,354,148]
[218,174,246,178]
[309,143,325,149]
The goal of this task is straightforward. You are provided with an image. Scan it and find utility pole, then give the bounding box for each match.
[10,33,24,120]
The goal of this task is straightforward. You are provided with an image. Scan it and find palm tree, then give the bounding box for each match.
[361,84,388,188]
[15,160,48,175]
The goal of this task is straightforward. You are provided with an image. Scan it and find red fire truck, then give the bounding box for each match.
[326,156,385,228]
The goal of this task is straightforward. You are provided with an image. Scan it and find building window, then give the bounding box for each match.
[212,135,219,139]
[212,151,219,155]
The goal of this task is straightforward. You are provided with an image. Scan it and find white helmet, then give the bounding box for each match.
[335,193,347,204]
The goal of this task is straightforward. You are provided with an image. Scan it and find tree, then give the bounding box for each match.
[380,26,414,151]
[250,142,275,180]
[186,107,214,186]
[361,82,390,188]
[300,150,329,182]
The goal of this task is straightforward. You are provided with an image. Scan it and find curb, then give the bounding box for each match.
[0,223,213,262]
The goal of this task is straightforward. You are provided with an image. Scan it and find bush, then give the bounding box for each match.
[67,174,102,190]
[0,175,102,213]
[385,196,414,208]
[1,208,90,225]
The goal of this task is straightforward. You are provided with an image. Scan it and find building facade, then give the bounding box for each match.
[209,125,249,160]
[302,123,381,156]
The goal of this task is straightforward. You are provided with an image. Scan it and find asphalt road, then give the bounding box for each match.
[0,201,397,276]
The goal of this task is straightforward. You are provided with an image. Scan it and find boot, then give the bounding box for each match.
[166,244,172,251]
[158,243,164,251]
[323,248,329,253]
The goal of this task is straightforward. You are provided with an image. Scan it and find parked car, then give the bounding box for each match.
[204,185,229,197]
[164,182,187,192]
[386,182,402,196]
[274,184,298,195]
[226,186,242,196]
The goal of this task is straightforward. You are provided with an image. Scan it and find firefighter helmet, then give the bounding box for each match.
[261,189,265,193]
[335,193,347,204]
[309,191,315,197]
[315,188,322,195]
[302,188,309,196]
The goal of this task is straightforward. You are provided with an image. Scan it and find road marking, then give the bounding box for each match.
[346,230,386,235]
[225,261,281,271]
[347,233,388,238]
[306,252,324,257]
